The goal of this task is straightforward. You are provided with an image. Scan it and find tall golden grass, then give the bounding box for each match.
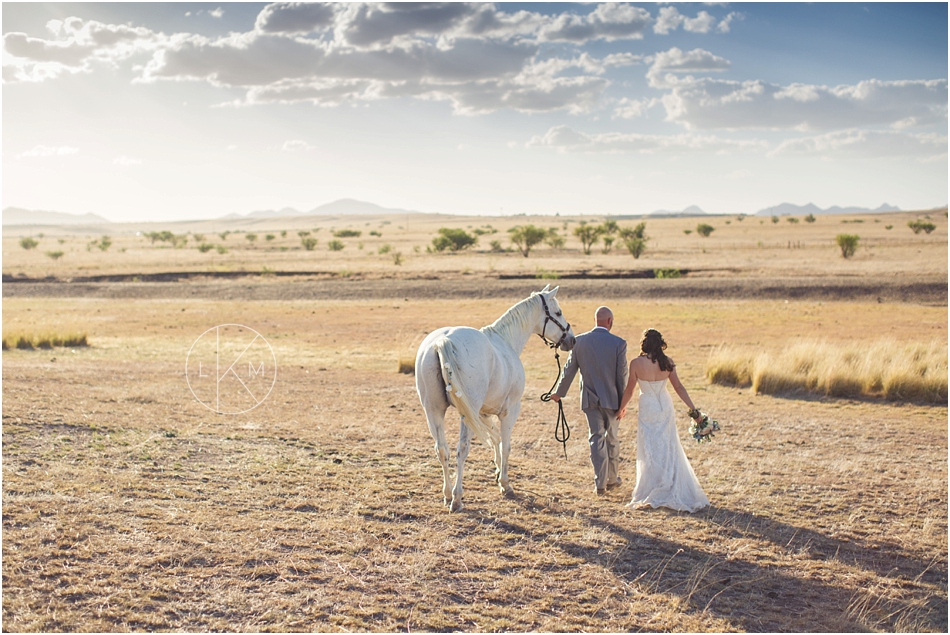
[2,331,88,350]
[706,339,948,403]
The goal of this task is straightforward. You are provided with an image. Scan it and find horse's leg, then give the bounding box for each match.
[496,403,520,496]
[423,407,453,507]
[450,416,473,512]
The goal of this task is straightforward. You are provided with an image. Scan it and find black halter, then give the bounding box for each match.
[537,294,571,349]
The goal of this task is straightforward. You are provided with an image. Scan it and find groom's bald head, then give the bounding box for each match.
[595,306,613,330]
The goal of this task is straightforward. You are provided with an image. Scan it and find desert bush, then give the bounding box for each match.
[835,234,859,258]
[397,358,415,374]
[683,229,693,235]
[908,220,936,234]
[378,244,392,255]
[804,213,816,223]
[573,223,603,255]
[281,231,287,238]
[333,229,362,238]
[197,243,215,253]
[706,339,947,403]
[215,245,228,254]
[19,237,39,250]
[787,217,799,224]
[600,236,614,254]
[193,233,205,241]
[218,231,230,240]
[245,233,257,242]
[618,223,648,258]
[545,228,566,249]
[509,225,548,257]
[736,214,746,222]
[696,223,714,237]
[87,236,112,252]
[654,268,681,279]
[432,228,477,252]
[328,240,344,251]
[298,230,311,238]
[3,331,88,350]
[771,216,779,224]
[45,250,64,260]
[489,239,505,252]
[265,234,275,241]
[885,225,893,230]
[369,230,382,237]
[392,251,404,266]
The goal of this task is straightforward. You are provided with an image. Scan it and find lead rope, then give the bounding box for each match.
[540,348,570,459]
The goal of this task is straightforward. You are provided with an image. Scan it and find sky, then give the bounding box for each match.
[2,2,947,222]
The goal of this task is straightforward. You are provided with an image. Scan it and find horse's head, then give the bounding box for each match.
[535,285,576,351]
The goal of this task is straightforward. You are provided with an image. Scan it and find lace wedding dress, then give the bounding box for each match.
[628,379,709,512]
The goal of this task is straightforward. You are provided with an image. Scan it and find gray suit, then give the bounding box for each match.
[553,327,628,489]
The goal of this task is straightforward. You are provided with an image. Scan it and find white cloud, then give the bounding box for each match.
[209,8,224,19]
[654,7,720,34]
[770,129,947,159]
[282,139,315,151]
[527,124,765,154]
[539,3,653,42]
[661,77,948,131]
[683,11,717,34]
[717,12,741,33]
[17,145,79,158]
[613,97,659,119]
[255,2,337,34]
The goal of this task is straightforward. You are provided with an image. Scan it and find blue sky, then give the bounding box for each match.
[3,2,947,222]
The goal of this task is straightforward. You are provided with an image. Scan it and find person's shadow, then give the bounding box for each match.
[494,494,946,632]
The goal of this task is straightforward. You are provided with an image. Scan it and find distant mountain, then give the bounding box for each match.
[221,198,420,219]
[306,198,418,216]
[755,202,900,216]
[2,207,111,226]
[647,205,708,217]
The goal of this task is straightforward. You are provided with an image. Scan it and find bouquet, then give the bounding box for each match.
[687,409,721,444]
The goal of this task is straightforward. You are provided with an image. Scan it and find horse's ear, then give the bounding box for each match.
[540,284,551,293]
[549,285,559,296]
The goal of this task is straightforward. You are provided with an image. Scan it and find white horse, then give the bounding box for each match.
[415,285,576,512]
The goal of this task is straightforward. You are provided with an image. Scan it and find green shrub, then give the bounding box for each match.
[696,223,715,237]
[835,234,859,259]
[654,268,681,279]
[787,217,799,224]
[509,225,548,257]
[298,237,316,250]
[392,251,404,266]
[378,244,392,255]
[19,237,39,250]
[215,245,228,254]
[45,250,64,260]
[328,240,344,251]
[771,216,779,224]
[432,228,477,252]
[545,228,566,249]
[245,233,257,242]
[804,213,816,223]
[197,243,215,253]
[333,229,361,238]
[265,234,275,241]
[490,239,505,252]
[573,223,603,255]
[908,220,936,234]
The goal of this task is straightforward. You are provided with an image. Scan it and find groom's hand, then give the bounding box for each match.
[549,394,560,402]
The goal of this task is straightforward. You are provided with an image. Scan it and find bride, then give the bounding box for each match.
[616,329,709,512]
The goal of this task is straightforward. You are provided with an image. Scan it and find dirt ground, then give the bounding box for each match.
[2,280,947,632]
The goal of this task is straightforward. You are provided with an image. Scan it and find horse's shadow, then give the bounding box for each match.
[489,493,946,631]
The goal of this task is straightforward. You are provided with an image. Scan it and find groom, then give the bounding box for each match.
[550,306,628,495]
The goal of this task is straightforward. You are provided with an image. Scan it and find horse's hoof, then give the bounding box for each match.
[500,485,514,497]
[450,499,464,512]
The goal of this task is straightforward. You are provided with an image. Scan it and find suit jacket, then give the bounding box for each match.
[553,327,628,410]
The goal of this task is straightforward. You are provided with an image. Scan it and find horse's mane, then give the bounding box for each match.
[481,292,541,345]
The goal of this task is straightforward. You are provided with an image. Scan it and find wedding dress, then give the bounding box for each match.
[628,379,709,512]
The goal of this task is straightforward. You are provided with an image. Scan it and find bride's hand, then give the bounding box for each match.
[616,406,626,420]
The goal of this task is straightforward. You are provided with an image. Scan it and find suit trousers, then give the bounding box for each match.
[583,407,620,489]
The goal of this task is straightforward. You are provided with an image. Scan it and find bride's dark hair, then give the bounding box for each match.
[640,328,675,372]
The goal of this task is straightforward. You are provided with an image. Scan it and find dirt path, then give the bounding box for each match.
[3,274,947,304]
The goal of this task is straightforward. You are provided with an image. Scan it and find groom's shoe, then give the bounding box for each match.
[606,479,622,491]
[595,487,607,496]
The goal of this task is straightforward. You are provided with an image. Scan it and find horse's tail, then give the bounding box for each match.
[435,338,500,449]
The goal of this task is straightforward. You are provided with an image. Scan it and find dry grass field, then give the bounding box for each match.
[2,210,947,632]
